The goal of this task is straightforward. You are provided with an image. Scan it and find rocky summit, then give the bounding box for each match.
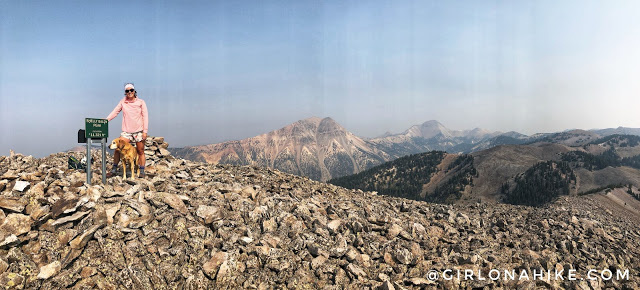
[0,138,639,289]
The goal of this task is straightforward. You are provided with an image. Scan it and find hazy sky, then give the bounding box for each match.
[2,1,640,157]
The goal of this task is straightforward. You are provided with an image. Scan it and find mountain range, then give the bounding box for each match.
[170,117,390,181]
[170,117,505,181]
[330,134,640,208]
[170,116,640,182]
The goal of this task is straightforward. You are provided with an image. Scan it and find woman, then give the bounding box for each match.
[106,83,149,178]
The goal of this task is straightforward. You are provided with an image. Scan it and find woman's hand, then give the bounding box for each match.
[143,133,147,141]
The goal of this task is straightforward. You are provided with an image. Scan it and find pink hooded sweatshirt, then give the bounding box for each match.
[106,97,149,134]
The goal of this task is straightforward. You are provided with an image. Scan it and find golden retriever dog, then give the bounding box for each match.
[109,138,139,180]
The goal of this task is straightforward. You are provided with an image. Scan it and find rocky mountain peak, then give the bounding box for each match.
[171,118,388,181]
[317,117,347,135]
[270,117,316,134]
[292,116,323,127]
[1,138,639,289]
[403,120,451,139]
[468,127,490,135]
[421,120,444,127]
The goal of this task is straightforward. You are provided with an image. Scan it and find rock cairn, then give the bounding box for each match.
[0,142,639,289]
[142,137,173,167]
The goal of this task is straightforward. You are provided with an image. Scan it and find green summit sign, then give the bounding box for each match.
[85,118,108,139]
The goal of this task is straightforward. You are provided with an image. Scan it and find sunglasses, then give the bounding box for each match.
[125,89,135,93]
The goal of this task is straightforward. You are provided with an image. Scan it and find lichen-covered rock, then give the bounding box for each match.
[0,272,24,289]
[0,213,33,240]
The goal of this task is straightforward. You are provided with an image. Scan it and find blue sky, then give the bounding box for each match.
[2,0,640,157]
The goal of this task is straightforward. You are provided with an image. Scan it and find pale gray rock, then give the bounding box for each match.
[395,248,413,265]
[51,210,90,226]
[387,224,403,239]
[12,181,30,192]
[159,148,171,156]
[203,251,227,279]
[196,205,222,224]
[346,263,367,279]
[327,219,342,234]
[0,234,19,248]
[158,192,188,214]
[70,224,103,249]
[37,261,61,279]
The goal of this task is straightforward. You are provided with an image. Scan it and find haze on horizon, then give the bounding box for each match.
[2,1,640,158]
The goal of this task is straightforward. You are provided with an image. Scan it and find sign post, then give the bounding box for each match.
[84,118,108,184]
[102,138,106,184]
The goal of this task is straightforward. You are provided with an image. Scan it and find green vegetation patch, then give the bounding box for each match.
[503,161,576,207]
[328,151,447,200]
